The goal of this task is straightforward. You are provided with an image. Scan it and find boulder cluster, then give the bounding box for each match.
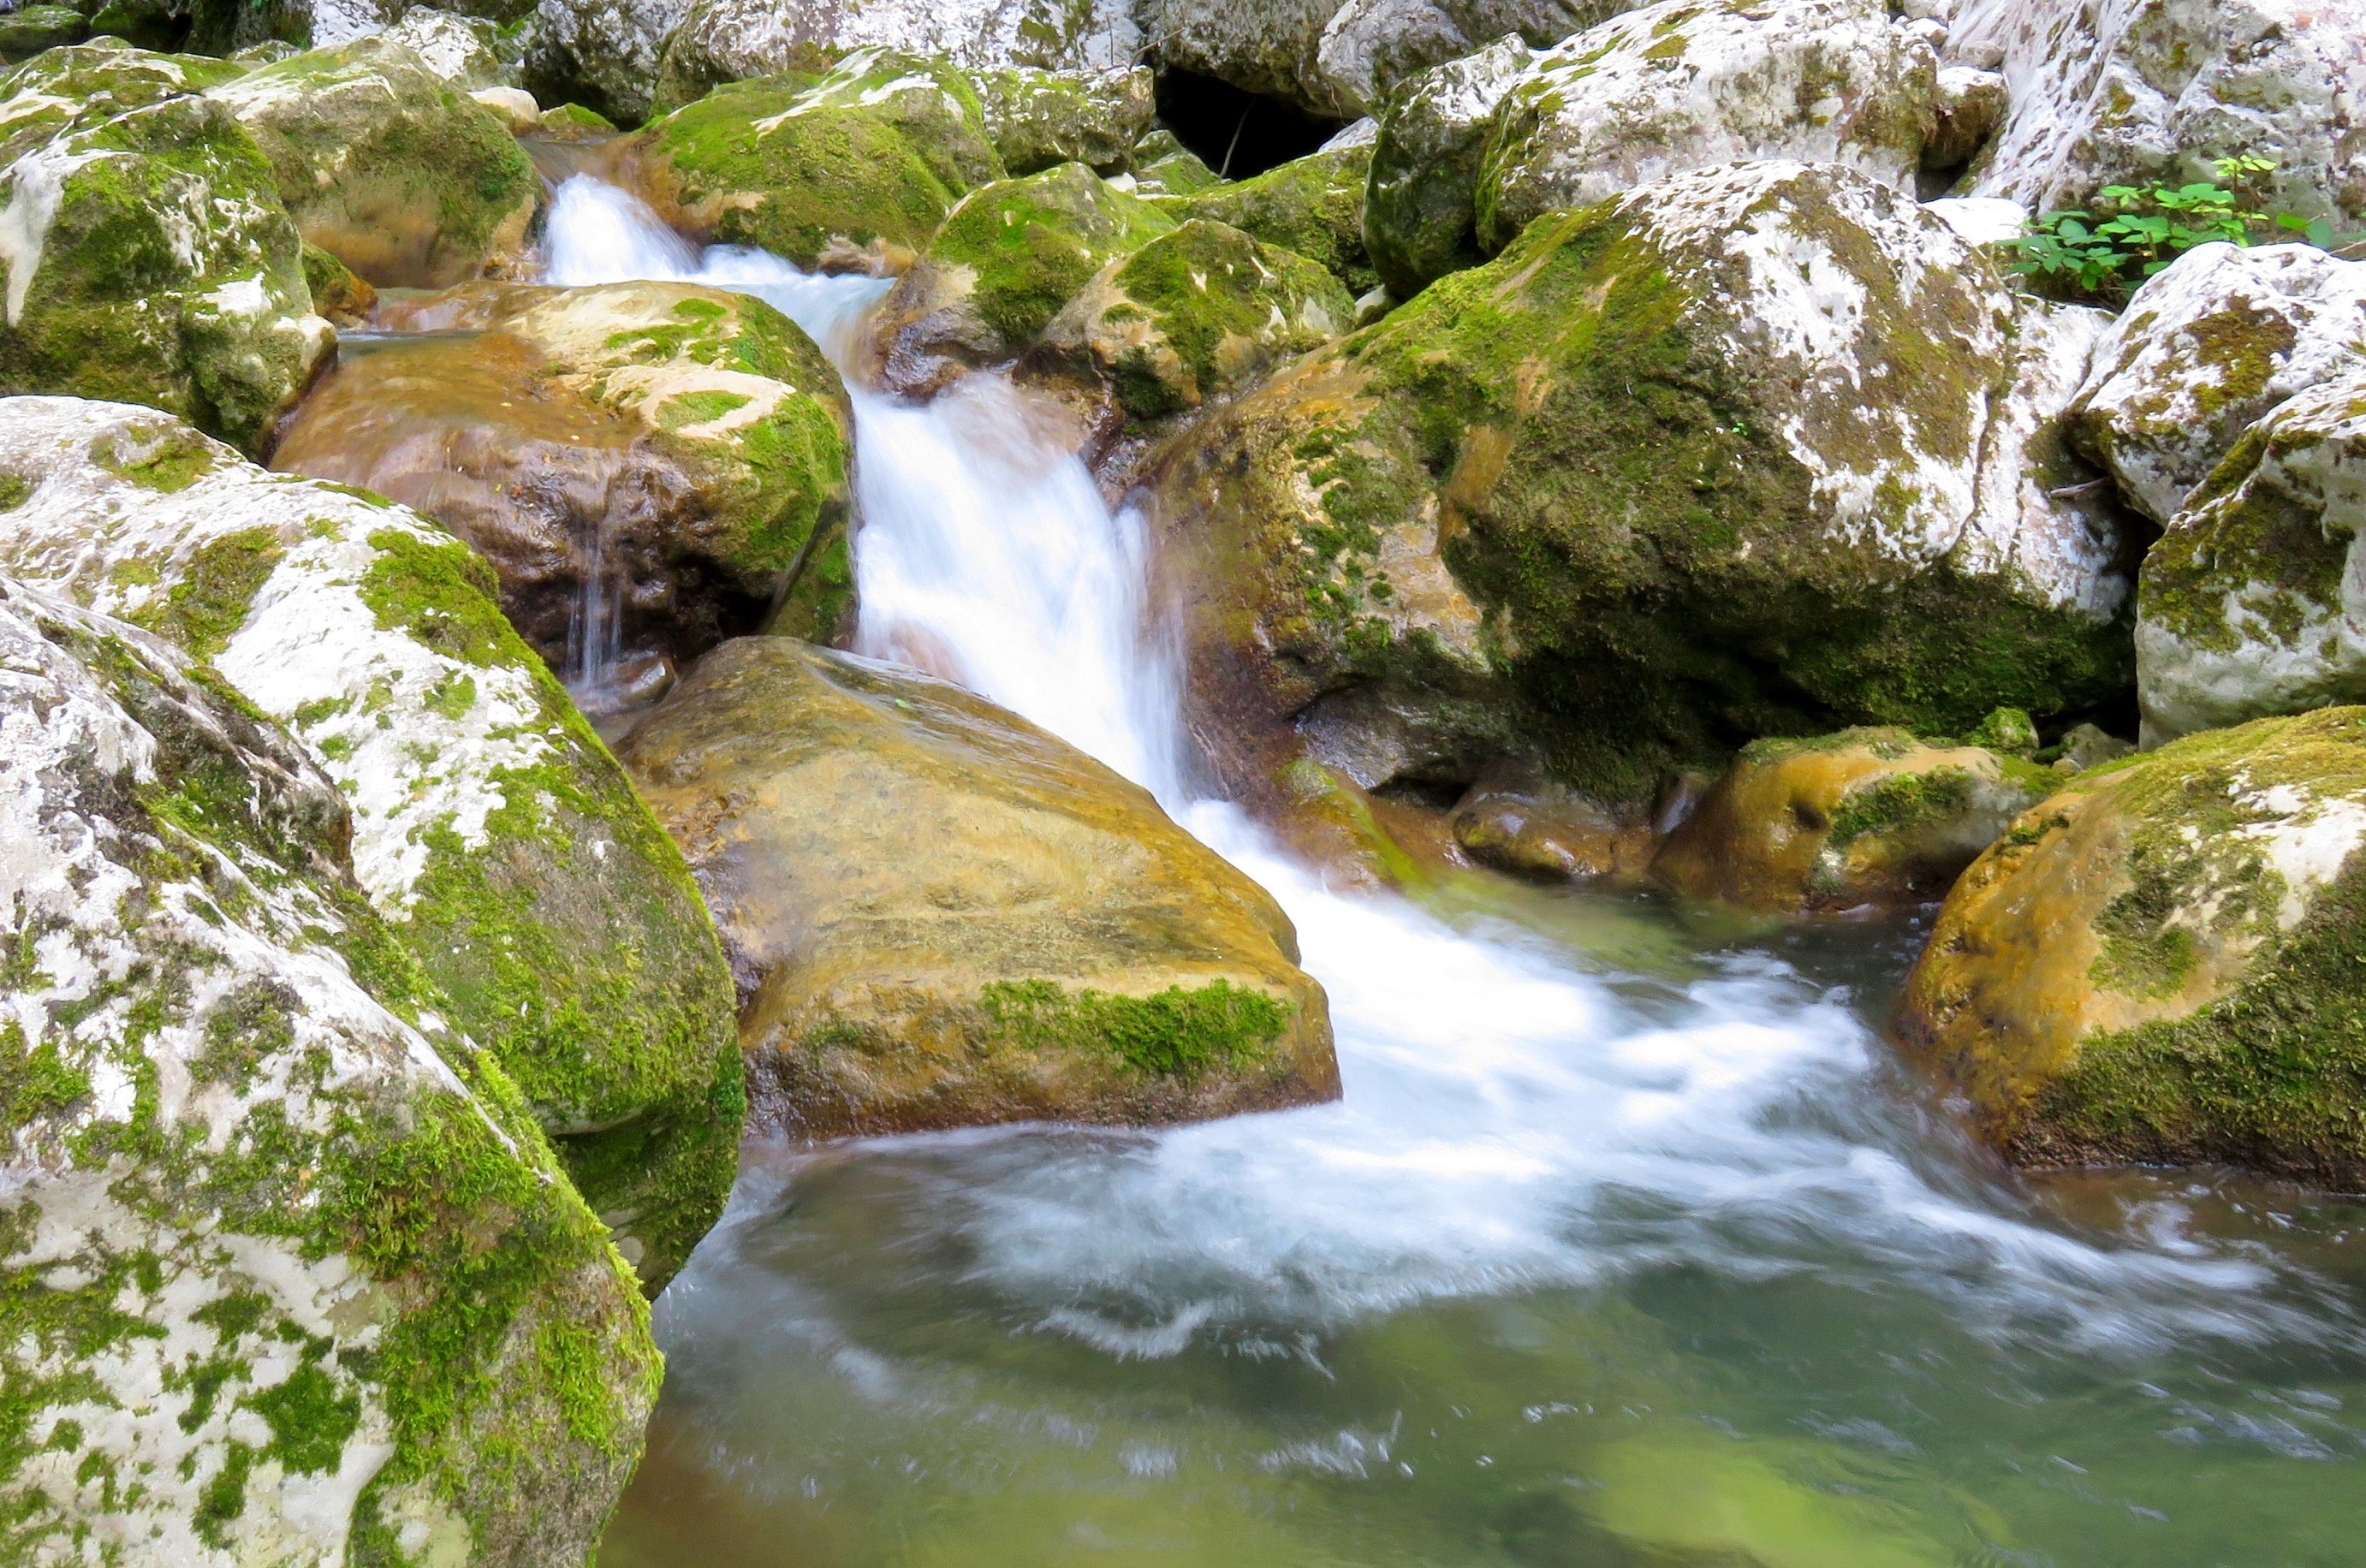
[3,0,2365,1559]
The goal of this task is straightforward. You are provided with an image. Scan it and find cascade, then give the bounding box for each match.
[541,175,2365,1566]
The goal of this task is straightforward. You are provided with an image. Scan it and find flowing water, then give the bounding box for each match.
[532,176,2366,1566]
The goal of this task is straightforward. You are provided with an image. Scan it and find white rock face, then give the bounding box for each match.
[2071,243,2366,525]
[535,0,692,122]
[1953,0,2366,227]
[1476,0,1941,251]
[381,7,520,90]
[0,578,655,1564]
[2137,371,2366,741]
[1363,31,1533,294]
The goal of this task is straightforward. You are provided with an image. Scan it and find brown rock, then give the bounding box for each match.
[617,637,1341,1139]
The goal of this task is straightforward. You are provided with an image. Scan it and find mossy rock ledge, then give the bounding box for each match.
[0,396,742,1293]
[1895,706,2366,1186]
[617,636,1340,1139]
[1137,158,2137,811]
[205,33,541,288]
[0,579,658,1564]
[1652,724,2056,913]
[0,42,329,453]
[631,47,1002,271]
[1164,140,1380,297]
[274,278,858,669]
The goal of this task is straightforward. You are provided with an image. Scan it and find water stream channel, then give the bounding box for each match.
[520,175,2366,1566]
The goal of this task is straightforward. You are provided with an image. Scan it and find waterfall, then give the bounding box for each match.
[540,173,2332,1357]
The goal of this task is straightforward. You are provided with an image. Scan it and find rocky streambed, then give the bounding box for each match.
[3,1,2366,1563]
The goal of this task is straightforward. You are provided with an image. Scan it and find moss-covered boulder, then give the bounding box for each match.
[1364,33,1532,298]
[1139,160,2137,809]
[0,396,742,1292]
[0,3,87,60]
[0,43,329,453]
[2069,243,2366,526]
[275,280,857,668]
[875,161,1175,392]
[205,34,540,288]
[1652,726,2054,912]
[1476,0,1940,252]
[1167,140,1377,295]
[1131,142,1222,196]
[618,636,1340,1139]
[973,63,1154,176]
[1031,217,1355,424]
[0,579,657,1563]
[1895,706,2366,1185]
[299,235,376,324]
[633,47,1002,270]
[2135,371,2366,743]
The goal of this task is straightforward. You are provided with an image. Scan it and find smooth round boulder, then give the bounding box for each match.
[0,396,743,1292]
[205,34,541,288]
[0,43,329,453]
[0,579,658,1563]
[1895,706,2366,1185]
[1651,727,2054,913]
[972,63,1155,176]
[617,637,1340,1140]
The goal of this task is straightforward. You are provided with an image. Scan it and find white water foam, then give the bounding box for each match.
[541,175,2350,1360]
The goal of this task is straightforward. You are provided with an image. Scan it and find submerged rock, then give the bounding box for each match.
[1363,33,1532,298]
[274,279,857,665]
[0,578,658,1563]
[1895,706,2366,1185]
[2137,371,2366,743]
[1031,217,1355,425]
[1450,768,1657,886]
[206,34,542,288]
[1475,0,1941,252]
[1652,728,2054,913]
[2070,244,2366,527]
[1165,140,1378,295]
[0,43,329,453]
[618,637,1340,1139]
[1142,160,2135,809]
[876,161,1177,393]
[1953,0,2366,229]
[632,47,1002,270]
[0,397,742,1292]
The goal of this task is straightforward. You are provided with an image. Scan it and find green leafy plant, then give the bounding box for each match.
[2005,157,2363,305]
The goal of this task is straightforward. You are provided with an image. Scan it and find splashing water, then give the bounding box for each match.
[536,176,2366,1565]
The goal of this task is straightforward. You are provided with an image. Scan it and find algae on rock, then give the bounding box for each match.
[1896,706,2366,1185]
[0,579,658,1565]
[0,396,742,1292]
[618,636,1340,1139]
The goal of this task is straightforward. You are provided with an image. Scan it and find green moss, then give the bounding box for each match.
[1826,766,1976,850]
[1,1028,92,1122]
[0,474,29,511]
[1173,144,1377,294]
[924,162,1174,349]
[126,526,282,661]
[536,1321,631,1458]
[656,389,752,429]
[192,1440,254,1547]
[250,1362,360,1475]
[978,977,1289,1078]
[91,428,219,494]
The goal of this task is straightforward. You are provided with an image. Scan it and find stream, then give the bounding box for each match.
[533,175,2366,1566]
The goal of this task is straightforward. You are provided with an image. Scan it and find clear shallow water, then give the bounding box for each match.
[536,177,2366,1566]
